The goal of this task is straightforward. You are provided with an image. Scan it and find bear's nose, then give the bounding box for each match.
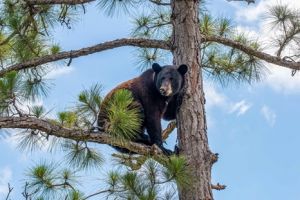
[159,88,167,95]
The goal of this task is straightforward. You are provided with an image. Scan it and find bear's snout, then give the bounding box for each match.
[159,82,172,96]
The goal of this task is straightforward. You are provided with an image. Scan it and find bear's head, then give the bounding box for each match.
[152,63,188,97]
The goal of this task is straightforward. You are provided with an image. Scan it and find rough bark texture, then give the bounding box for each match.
[171,0,215,199]
[0,116,165,155]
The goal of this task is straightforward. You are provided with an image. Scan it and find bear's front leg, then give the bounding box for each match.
[145,111,173,155]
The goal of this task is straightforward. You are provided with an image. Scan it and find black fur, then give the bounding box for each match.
[98,63,187,155]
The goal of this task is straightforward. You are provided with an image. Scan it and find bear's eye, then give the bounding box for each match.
[161,77,166,80]
[169,77,173,81]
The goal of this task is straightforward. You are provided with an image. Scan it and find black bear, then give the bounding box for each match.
[98,63,188,155]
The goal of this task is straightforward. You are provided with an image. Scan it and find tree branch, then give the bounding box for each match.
[162,121,176,140]
[203,35,300,71]
[0,116,164,155]
[0,38,170,77]
[3,35,299,76]
[227,0,255,4]
[211,183,226,190]
[26,0,95,5]
[149,0,170,6]
[5,183,13,200]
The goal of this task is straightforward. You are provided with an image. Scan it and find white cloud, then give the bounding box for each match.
[235,25,259,39]
[264,64,300,94]
[0,167,12,195]
[204,82,252,116]
[204,82,226,108]
[229,100,252,116]
[261,105,276,127]
[236,0,300,22]
[46,65,74,79]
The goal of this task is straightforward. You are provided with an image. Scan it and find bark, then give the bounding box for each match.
[0,116,165,155]
[0,38,170,77]
[171,0,215,199]
[2,34,300,78]
[204,35,300,71]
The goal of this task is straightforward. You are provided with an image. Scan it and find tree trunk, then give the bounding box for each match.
[171,0,216,199]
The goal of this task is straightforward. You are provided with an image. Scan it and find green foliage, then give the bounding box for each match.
[0,0,83,70]
[132,10,171,39]
[98,0,140,16]
[58,111,78,128]
[106,89,142,140]
[67,190,85,200]
[21,69,50,101]
[131,8,171,71]
[200,14,233,37]
[202,36,266,85]
[63,140,104,170]
[50,44,61,54]
[162,156,191,189]
[0,69,50,116]
[0,71,21,115]
[25,161,79,200]
[134,48,168,71]
[265,4,300,57]
[103,157,191,199]
[75,84,102,126]
[30,105,47,118]
[199,14,266,85]
[0,32,12,61]
[17,130,48,152]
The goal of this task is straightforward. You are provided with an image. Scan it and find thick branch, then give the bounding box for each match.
[0,116,163,155]
[0,38,170,77]
[2,35,299,77]
[203,35,300,71]
[26,0,95,5]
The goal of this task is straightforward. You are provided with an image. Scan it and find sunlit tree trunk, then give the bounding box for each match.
[171,0,215,199]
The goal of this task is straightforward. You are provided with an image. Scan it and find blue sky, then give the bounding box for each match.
[1,0,300,199]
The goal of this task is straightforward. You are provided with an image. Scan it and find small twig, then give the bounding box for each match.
[82,189,112,200]
[149,0,170,6]
[211,183,226,190]
[162,121,176,140]
[5,183,13,200]
[227,0,255,4]
[67,57,73,66]
[210,152,219,164]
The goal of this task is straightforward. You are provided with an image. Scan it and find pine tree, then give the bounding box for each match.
[1,0,300,199]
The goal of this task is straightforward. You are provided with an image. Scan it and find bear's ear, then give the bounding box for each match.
[152,63,162,73]
[178,64,188,75]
